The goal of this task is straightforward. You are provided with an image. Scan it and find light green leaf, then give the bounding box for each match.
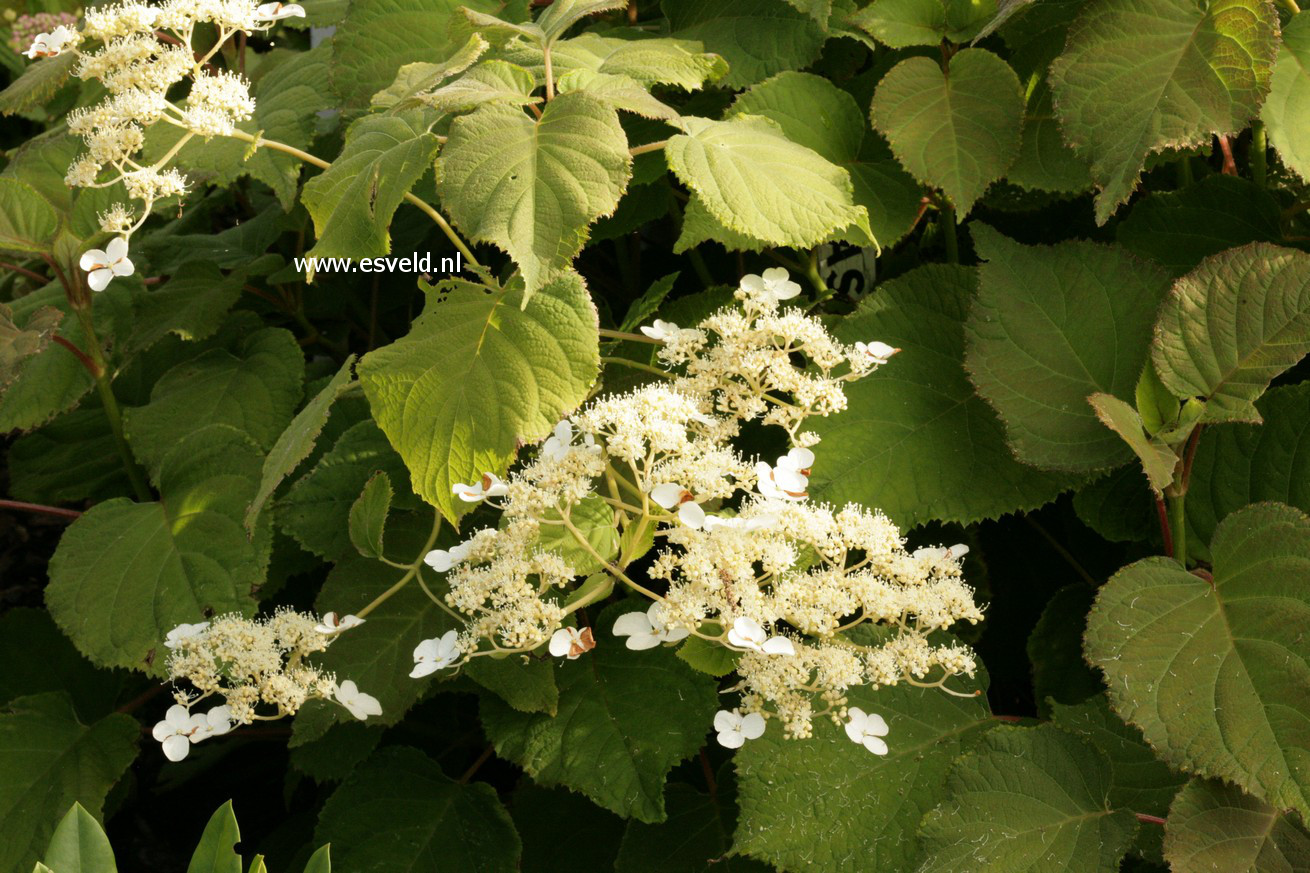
[1264,11,1310,184]
[1186,382,1310,563]
[436,92,631,295]
[667,115,869,249]
[674,633,739,677]
[371,33,489,111]
[301,113,441,263]
[420,59,539,114]
[0,693,139,873]
[0,53,77,116]
[663,0,825,89]
[0,178,60,255]
[126,261,244,354]
[42,803,117,873]
[480,602,719,823]
[1085,502,1310,820]
[463,655,559,716]
[1116,176,1282,276]
[556,70,679,120]
[315,747,521,872]
[536,0,627,41]
[619,272,679,333]
[871,49,1023,216]
[965,225,1172,471]
[1151,243,1310,424]
[916,725,1138,873]
[534,494,618,576]
[245,355,357,534]
[357,273,598,526]
[1164,779,1310,873]
[123,326,304,476]
[1087,393,1178,494]
[731,71,864,162]
[46,427,267,671]
[806,263,1075,527]
[504,32,728,90]
[349,472,392,559]
[302,845,331,873]
[187,802,241,873]
[734,660,991,873]
[1048,0,1278,224]
[853,0,998,47]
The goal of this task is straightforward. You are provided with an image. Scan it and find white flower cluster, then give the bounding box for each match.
[409,270,984,750]
[157,609,377,760]
[27,0,303,291]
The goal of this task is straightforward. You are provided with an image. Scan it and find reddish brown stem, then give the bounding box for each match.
[52,335,100,376]
[459,744,495,783]
[1136,813,1167,826]
[0,498,82,520]
[699,747,718,800]
[143,275,165,286]
[1217,135,1237,175]
[1180,425,1204,491]
[1156,497,1175,557]
[117,683,167,714]
[0,260,50,284]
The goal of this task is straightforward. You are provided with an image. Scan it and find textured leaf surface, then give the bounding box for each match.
[357,274,598,525]
[315,747,521,872]
[1186,383,1310,562]
[349,472,392,559]
[421,60,539,115]
[1151,243,1310,424]
[853,0,997,47]
[1085,502,1310,819]
[965,226,1172,471]
[734,663,991,873]
[1165,778,1310,873]
[663,0,825,88]
[806,263,1074,527]
[871,49,1023,215]
[1049,0,1278,223]
[0,53,77,116]
[1264,11,1310,184]
[1087,393,1178,494]
[916,725,1138,873]
[0,178,59,254]
[505,32,727,90]
[438,93,630,294]
[480,603,718,823]
[0,693,138,873]
[125,262,244,354]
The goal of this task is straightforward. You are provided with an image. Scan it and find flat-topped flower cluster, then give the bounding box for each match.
[415,269,984,750]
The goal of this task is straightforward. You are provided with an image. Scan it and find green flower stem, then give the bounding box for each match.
[1167,493,1187,567]
[356,511,444,618]
[70,305,152,502]
[598,327,660,343]
[601,356,673,378]
[560,508,662,602]
[1281,0,1301,13]
[629,139,668,156]
[939,201,959,263]
[224,129,483,271]
[1251,119,1268,188]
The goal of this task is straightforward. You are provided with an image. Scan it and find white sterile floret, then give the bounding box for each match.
[334,680,382,720]
[424,539,473,572]
[649,482,707,529]
[844,707,890,755]
[191,705,234,743]
[452,473,508,502]
[314,612,365,634]
[255,2,306,20]
[152,705,199,762]
[541,419,597,461]
[854,341,900,366]
[164,621,209,649]
[24,24,79,59]
[714,709,766,749]
[756,447,813,501]
[913,543,970,564]
[548,626,595,659]
[411,630,461,677]
[640,318,682,341]
[703,512,778,533]
[739,267,802,305]
[727,617,796,655]
[79,237,134,292]
[612,602,689,650]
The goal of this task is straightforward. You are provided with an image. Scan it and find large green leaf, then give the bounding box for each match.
[46,428,267,671]
[734,662,991,873]
[0,178,60,255]
[964,225,1172,472]
[315,746,521,872]
[663,0,825,89]
[503,32,727,90]
[0,302,61,392]
[805,263,1074,527]
[0,52,77,116]
[617,781,768,873]
[1151,243,1310,424]
[1186,382,1310,563]
[667,115,869,249]
[123,326,303,476]
[479,602,719,823]
[436,91,630,295]
[348,472,392,559]
[371,33,489,112]
[187,802,241,873]
[0,693,138,873]
[0,609,126,720]
[42,803,118,873]
[300,113,441,263]
[871,49,1023,216]
[1164,778,1310,873]
[1085,502,1310,819]
[916,725,1138,873]
[1116,176,1282,276]
[1048,0,1278,224]
[357,273,598,525]
[853,0,997,47]
[1264,11,1310,184]
[126,261,245,354]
